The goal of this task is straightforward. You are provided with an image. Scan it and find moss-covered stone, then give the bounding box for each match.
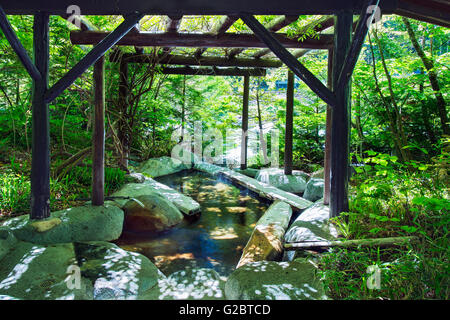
[225,259,327,300]
[1,204,124,244]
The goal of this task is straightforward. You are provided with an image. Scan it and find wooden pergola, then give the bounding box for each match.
[0,0,448,220]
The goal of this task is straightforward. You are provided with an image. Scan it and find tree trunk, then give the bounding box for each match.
[402,17,449,136]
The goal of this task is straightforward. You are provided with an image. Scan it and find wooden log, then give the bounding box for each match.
[0,5,41,81]
[241,13,336,107]
[92,56,105,206]
[30,12,50,220]
[284,70,294,175]
[241,75,250,170]
[284,236,419,250]
[70,31,333,49]
[45,12,144,103]
[111,53,282,68]
[330,12,353,218]
[161,66,266,77]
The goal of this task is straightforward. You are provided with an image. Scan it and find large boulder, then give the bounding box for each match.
[143,268,225,300]
[74,241,165,300]
[111,180,200,215]
[303,178,325,202]
[0,241,93,300]
[237,201,292,268]
[122,194,184,233]
[225,259,327,300]
[1,204,124,244]
[283,202,338,261]
[138,156,191,178]
[255,168,309,194]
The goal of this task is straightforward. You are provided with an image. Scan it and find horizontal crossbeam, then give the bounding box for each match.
[70,31,333,49]
[0,0,399,15]
[110,53,283,68]
[161,66,266,76]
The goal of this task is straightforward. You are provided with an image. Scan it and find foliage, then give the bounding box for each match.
[319,150,449,300]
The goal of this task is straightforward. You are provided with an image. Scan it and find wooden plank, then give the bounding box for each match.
[241,13,336,106]
[111,53,282,68]
[92,56,105,206]
[330,12,353,218]
[0,0,399,15]
[30,12,50,220]
[241,75,250,170]
[161,66,266,77]
[337,0,380,92]
[70,30,333,49]
[284,70,294,175]
[0,5,41,80]
[45,12,144,103]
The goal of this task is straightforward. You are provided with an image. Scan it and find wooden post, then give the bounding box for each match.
[323,49,333,205]
[240,75,250,170]
[30,12,50,220]
[118,59,129,169]
[284,70,294,175]
[92,56,105,206]
[330,12,353,218]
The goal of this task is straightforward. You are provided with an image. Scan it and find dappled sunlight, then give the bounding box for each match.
[0,246,46,290]
[210,227,238,240]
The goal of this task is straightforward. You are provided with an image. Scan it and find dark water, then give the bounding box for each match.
[115,170,270,276]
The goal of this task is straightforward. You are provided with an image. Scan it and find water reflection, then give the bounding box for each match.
[115,170,269,276]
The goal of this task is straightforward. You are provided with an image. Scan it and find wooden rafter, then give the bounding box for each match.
[162,15,183,55]
[228,15,299,59]
[194,15,238,58]
[110,53,282,68]
[253,16,334,59]
[395,0,450,28]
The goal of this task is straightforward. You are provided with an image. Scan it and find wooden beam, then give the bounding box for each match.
[229,15,299,59]
[323,48,333,205]
[161,66,266,77]
[253,16,334,59]
[45,12,144,103]
[0,0,399,16]
[195,16,238,58]
[240,13,336,106]
[330,12,353,218]
[70,30,333,49]
[92,56,105,206]
[241,75,250,170]
[284,70,294,176]
[395,0,450,28]
[111,53,282,68]
[166,15,183,33]
[337,0,380,92]
[0,5,41,80]
[30,12,50,220]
